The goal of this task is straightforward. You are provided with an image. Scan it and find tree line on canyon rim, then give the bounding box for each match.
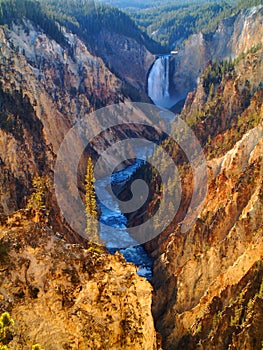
[0,0,162,53]
[0,0,263,55]
[100,0,263,50]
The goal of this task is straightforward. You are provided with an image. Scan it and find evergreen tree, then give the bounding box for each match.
[27,176,46,212]
[85,157,100,246]
[209,82,215,100]
[27,175,50,223]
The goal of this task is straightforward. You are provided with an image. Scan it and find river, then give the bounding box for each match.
[95,158,153,279]
[95,56,177,279]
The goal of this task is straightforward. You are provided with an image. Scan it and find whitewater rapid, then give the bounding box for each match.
[96,159,153,279]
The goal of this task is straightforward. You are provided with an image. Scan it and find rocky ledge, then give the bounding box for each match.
[0,211,159,349]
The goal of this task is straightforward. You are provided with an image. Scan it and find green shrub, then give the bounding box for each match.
[32,344,45,350]
[0,312,14,347]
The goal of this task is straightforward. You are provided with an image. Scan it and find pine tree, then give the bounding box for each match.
[85,157,101,246]
[27,175,50,223]
[209,82,215,101]
[27,176,45,212]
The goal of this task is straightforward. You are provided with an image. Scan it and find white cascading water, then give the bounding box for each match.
[164,55,169,97]
[148,55,171,108]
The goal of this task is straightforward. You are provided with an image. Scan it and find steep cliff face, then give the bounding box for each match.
[0,19,125,219]
[169,6,263,103]
[0,17,162,350]
[0,18,158,223]
[150,26,263,350]
[0,210,158,349]
[152,125,262,349]
[94,30,155,100]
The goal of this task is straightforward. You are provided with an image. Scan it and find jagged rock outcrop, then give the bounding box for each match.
[0,210,158,349]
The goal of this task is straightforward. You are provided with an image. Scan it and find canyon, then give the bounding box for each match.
[148,6,263,110]
[0,2,262,350]
[0,16,159,349]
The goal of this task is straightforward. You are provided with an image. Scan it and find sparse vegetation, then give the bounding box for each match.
[85,157,101,248]
[27,175,50,221]
[233,43,263,65]
[0,312,14,348]
[32,344,45,350]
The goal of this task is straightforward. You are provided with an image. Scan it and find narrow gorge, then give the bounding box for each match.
[0,1,262,349]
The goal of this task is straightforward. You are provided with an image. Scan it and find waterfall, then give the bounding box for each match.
[148,55,171,108]
[164,55,169,97]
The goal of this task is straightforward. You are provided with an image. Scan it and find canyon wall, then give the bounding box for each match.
[1,6,263,350]
[0,18,161,349]
[168,6,263,107]
[0,20,123,214]
[150,17,263,349]
[0,19,157,233]
[94,30,155,100]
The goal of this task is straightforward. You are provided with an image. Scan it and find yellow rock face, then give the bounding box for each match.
[0,212,158,350]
